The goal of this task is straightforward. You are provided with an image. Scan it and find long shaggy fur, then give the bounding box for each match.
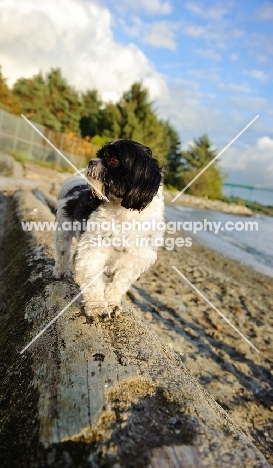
[54,139,165,318]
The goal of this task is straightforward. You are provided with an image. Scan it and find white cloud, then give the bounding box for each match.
[256,2,273,21]
[257,136,273,149]
[183,25,206,38]
[245,32,273,64]
[185,2,230,21]
[143,21,177,50]
[106,0,172,15]
[187,68,221,82]
[223,96,268,116]
[0,0,167,102]
[120,17,178,50]
[218,83,253,93]
[195,48,222,61]
[182,15,245,51]
[219,136,273,187]
[243,69,269,82]
[230,53,239,61]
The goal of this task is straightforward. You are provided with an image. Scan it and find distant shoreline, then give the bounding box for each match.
[164,190,253,216]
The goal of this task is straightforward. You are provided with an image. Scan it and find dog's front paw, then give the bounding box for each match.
[104,288,122,318]
[105,294,120,314]
[107,305,121,318]
[84,300,109,318]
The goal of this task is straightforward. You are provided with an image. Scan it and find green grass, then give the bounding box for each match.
[11,150,30,164]
[10,151,73,173]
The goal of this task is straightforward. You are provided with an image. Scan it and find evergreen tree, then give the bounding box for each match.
[46,68,82,134]
[101,103,123,140]
[80,90,103,138]
[0,66,20,114]
[13,72,62,131]
[180,134,223,199]
[163,122,183,188]
[13,68,82,133]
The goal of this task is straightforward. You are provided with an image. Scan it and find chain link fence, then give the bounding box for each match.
[0,109,93,169]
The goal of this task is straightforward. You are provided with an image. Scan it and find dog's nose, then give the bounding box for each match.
[88,159,96,167]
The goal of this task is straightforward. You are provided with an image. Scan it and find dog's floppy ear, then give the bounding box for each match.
[121,158,163,212]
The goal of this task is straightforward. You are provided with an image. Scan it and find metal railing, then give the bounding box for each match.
[224,183,273,202]
[0,109,92,169]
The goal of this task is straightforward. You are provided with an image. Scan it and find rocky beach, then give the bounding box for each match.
[130,235,273,463]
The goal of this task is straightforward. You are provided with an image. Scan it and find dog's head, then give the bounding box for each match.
[86,139,163,211]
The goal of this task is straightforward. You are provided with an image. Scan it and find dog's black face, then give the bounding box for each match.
[87,139,162,211]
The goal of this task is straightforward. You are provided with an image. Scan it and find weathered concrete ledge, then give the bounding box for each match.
[0,190,270,467]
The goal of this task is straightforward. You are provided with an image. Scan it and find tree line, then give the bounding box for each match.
[0,66,224,199]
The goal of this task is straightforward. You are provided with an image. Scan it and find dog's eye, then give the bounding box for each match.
[109,157,119,166]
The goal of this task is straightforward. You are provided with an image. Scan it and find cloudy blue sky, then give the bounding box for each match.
[0,0,272,204]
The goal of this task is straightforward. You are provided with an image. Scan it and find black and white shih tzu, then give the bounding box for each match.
[54,139,164,318]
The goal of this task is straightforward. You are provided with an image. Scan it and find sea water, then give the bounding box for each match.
[165,205,273,278]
